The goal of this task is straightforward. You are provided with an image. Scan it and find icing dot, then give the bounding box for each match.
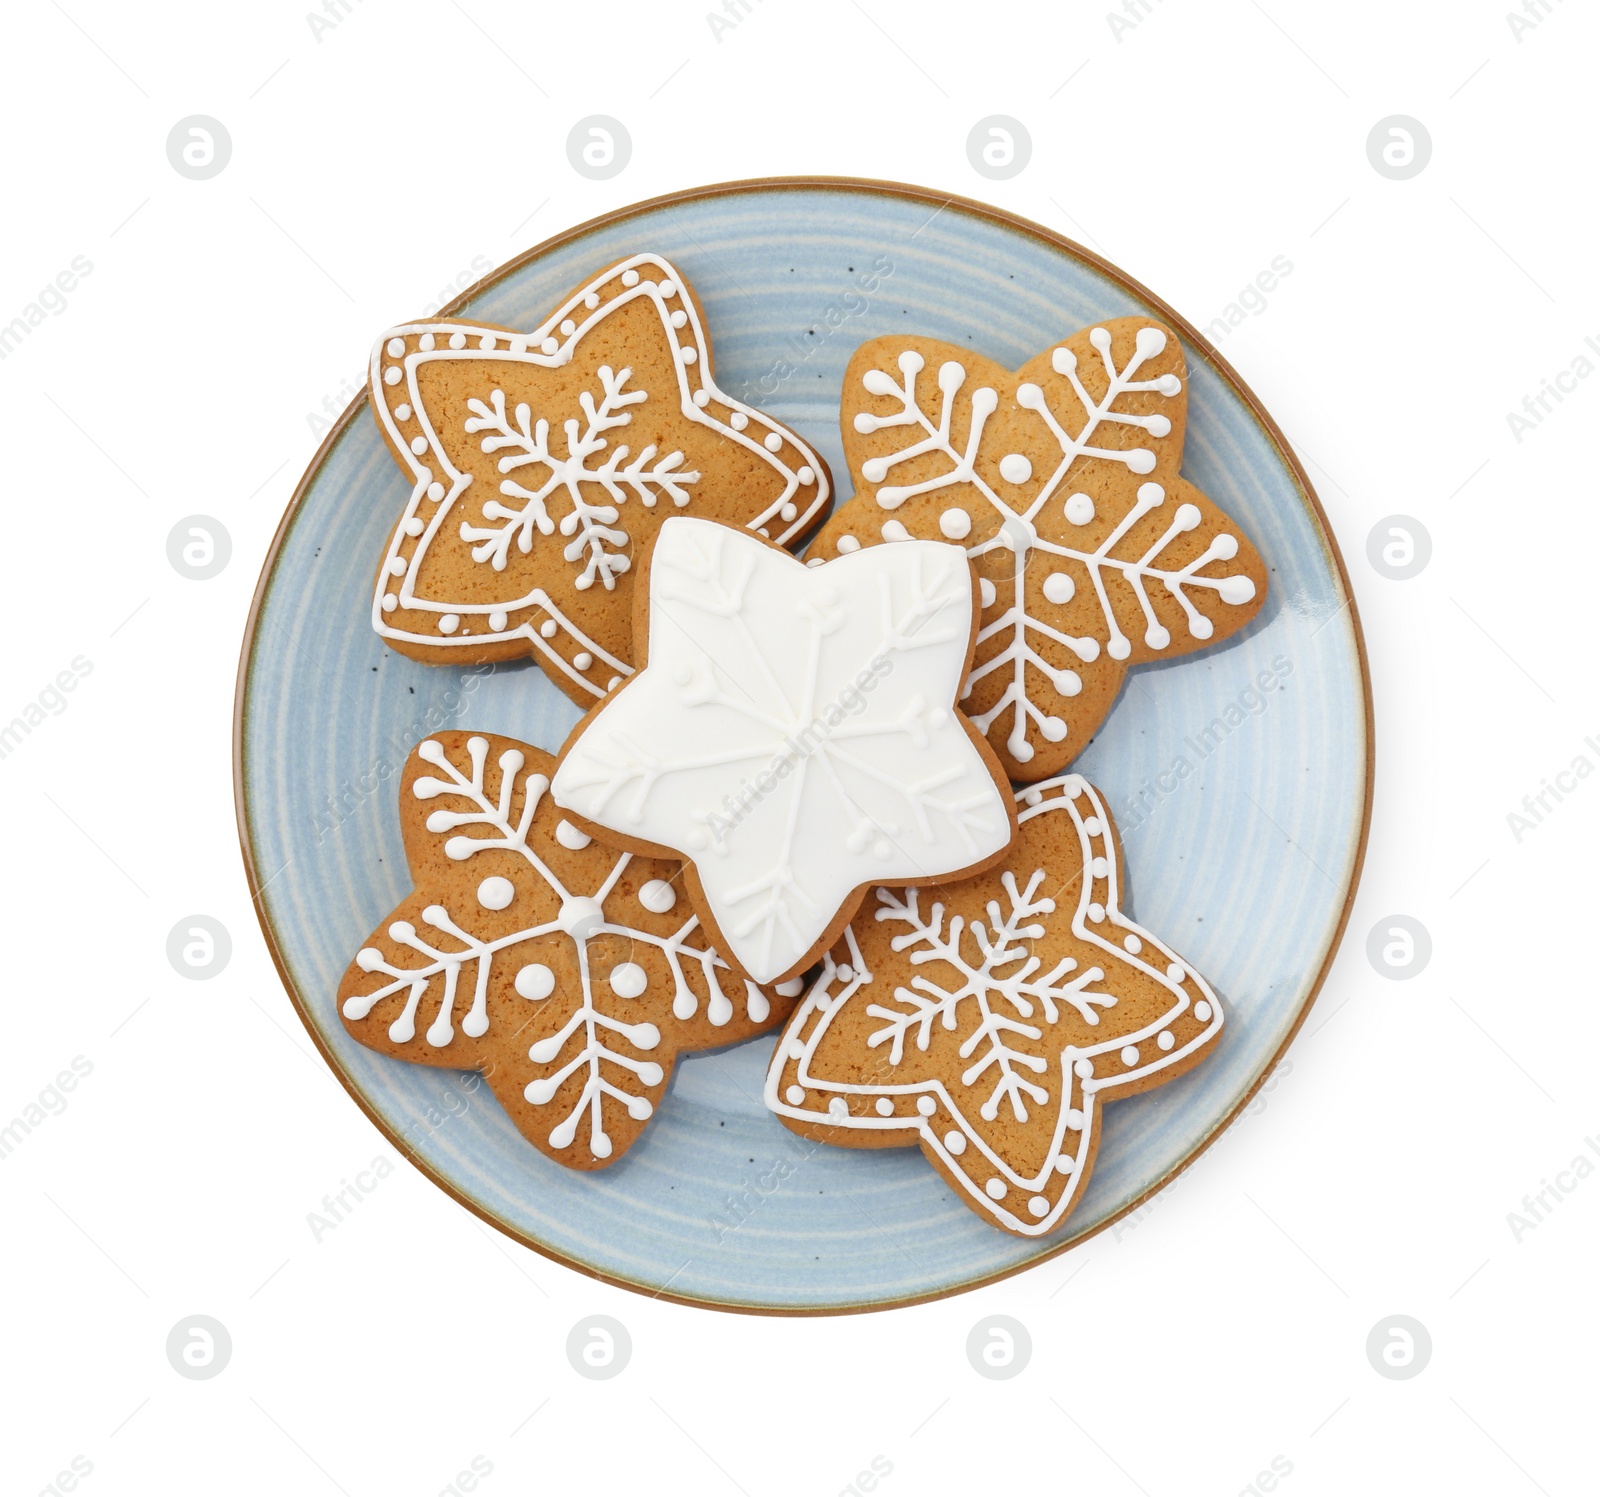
[621,268,640,287]
[515,963,554,1000]
[559,319,576,336]
[785,1085,806,1105]
[386,337,405,357]
[449,332,466,350]
[610,962,647,999]
[1028,1196,1049,1218]
[479,334,495,350]
[1194,1001,1213,1022]
[680,345,697,364]
[1158,1030,1175,1050]
[573,651,593,670]
[427,482,446,501]
[1064,1109,1085,1129]
[409,435,428,455]
[835,535,860,554]
[938,508,972,540]
[584,292,600,309]
[985,1178,1007,1200]
[798,465,815,485]
[944,1130,966,1154]
[880,520,911,542]
[419,333,435,351]
[555,819,592,850]
[476,875,514,910]
[805,557,825,568]
[764,432,783,452]
[540,337,558,355]
[828,1097,849,1120]
[607,676,622,690]
[1121,1045,1140,1067]
[780,503,798,522]
[1091,857,1110,878]
[776,977,803,997]
[394,403,412,421]
[1055,1153,1077,1174]
[1075,1058,1094,1078]
[539,619,558,639]
[1083,817,1103,835]
[730,411,748,430]
[386,557,407,577]
[999,452,1033,484]
[489,610,508,631]
[1123,934,1142,954]
[835,964,854,982]
[979,578,997,607]
[875,1098,894,1116]
[438,614,459,634]
[638,878,677,914]
[667,310,688,330]
[693,388,710,407]
[383,366,402,386]
[657,278,677,298]
[1042,571,1075,605]
[403,517,424,536]
[1166,962,1186,981]
[1088,902,1106,922]
[916,1096,936,1116]
[1064,493,1095,525]
[381,593,397,612]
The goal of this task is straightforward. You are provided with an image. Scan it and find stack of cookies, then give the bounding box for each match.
[337,253,1267,1237]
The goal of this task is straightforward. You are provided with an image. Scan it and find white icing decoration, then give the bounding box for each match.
[639,878,677,913]
[999,452,1032,484]
[342,736,770,1158]
[939,508,972,540]
[763,773,1224,1236]
[555,819,591,849]
[1042,571,1074,605]
[850,332,1255,763]
[476,875,514,910]
[551,518,1011,984]
[365,253,832,692]
[609,962,647,998]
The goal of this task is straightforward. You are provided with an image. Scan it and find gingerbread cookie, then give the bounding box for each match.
[549,516,1017,986]
[810,319,1268,780]
[367,253,832,704]
[337,731,793,1167]
[763,773,1223,1235]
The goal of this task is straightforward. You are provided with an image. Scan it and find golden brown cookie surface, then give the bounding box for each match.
[812,319,1268,780]
[337,731,793,1169]
[763,774,1223,1235]
[368,253,831,703]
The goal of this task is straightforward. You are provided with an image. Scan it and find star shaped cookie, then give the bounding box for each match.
[764,773,1224,1236]
[809,319,1268,779]
[368,253,832,704]
[550,516,1016,986]
[337,731,794,1168]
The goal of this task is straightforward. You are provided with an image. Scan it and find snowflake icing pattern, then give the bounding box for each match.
[820,319,1268,778]
[338,731,789,1166]
[764,774,1225,1236]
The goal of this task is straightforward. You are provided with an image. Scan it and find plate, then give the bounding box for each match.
[235,179,1371,1314]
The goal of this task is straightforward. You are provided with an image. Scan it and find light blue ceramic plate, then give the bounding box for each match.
[236,180,1370,1314]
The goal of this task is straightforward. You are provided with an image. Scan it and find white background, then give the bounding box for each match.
[1,1,1594,1493]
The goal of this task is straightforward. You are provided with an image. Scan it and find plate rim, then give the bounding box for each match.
[232,174,1375,1317]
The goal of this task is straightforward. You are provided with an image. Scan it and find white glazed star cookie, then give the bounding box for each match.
[550,516,1017,985]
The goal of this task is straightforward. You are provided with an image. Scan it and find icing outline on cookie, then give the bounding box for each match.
[763,773,1224,1235]
[369,252,831,698]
